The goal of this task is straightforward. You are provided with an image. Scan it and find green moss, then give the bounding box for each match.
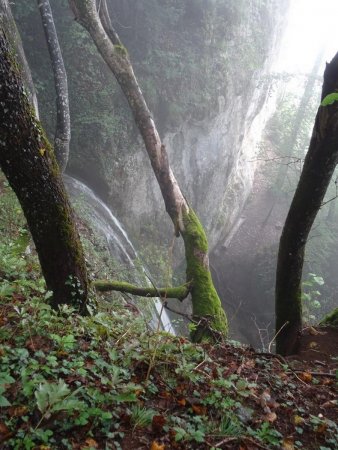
[114,44,128,57]
[182,208,228,342]
[93,280,190,301]
[319,308,338,327]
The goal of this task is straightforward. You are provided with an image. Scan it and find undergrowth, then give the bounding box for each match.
[0,174,337,449]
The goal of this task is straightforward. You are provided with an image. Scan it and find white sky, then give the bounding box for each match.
[275,0,338,74]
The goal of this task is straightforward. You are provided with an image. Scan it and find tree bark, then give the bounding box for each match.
[37,0,70,172]
[275,53,338,355]
[0,0,39,116]
[68,0,228,341]
[0,26,88,313]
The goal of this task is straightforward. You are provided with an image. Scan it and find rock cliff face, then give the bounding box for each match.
[13,0,289,249]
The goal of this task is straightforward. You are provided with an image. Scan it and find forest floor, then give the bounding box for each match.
[0,176,337,449]
[0,285,337,450]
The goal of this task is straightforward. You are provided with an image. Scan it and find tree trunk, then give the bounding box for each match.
[37,0,70,172]
[275,53,338,355]
[0,26,88,313]
[0,0,39,116]
[68,0,227,341]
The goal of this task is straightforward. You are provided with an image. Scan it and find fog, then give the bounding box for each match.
[3,0,338,348]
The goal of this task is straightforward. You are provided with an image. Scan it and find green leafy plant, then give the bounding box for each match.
[249,421,282,446]
[130,405,156,429]
[302,273,325,323]
[35,379,85,419]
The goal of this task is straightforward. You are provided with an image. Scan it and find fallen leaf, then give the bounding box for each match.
[150,441,165,450]
[8,406,28,417]
[177,398,186,406]
[292,415,304,425]
[308,327,326,336]
[82,438,98,448]
[315,422,328,434]
[159,391,171,398]
[265,411,277,423]
[39,148,46,157]
[0,422,9,435]
[322,378,334,386]
[321,399,337,408]
[152,415,166,433]
[244,359,256,369]
[299,372,312,383]
[282,437,295,449]
[278,371,288,380]
[259,389,271,408]
[191,404,207,415]
[309,341,318,349]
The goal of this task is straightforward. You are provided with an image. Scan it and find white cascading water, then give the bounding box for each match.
[64,175,175,334]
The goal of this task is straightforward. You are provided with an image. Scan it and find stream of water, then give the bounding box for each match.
[64,175,175,334]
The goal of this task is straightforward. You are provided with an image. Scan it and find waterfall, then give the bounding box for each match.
[64,175,175,334]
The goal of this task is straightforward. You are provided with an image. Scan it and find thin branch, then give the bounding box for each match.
[163,301,195,323]
[98,0,121,45]
[268,321,289,353]
[321,194,338,207]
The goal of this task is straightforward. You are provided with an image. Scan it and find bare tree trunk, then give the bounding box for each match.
[0,25,88,313]
[275,53,338,355]
[68,0,227,341]
[37,0,70,172]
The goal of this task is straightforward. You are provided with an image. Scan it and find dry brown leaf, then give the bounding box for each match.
[265,411,277,423]
[292,415,304,425]
[309,341,318,349]
[150,441,165,450]
[8,406,28,417]
[321,399,337,408]
[308,327,326,336]
[278,371,289,380]
[152,415,166,433]
[322,378,334,386]
[82,438,99,448]
[299,372,312,383]
[191,404,207,415]
[177,398,186,406]
[282,437,295,449]
[0,422,9,435]
[159,391,171,398]
[244,359,256,369]
[315,422,328,434]
[259,389,271,408]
